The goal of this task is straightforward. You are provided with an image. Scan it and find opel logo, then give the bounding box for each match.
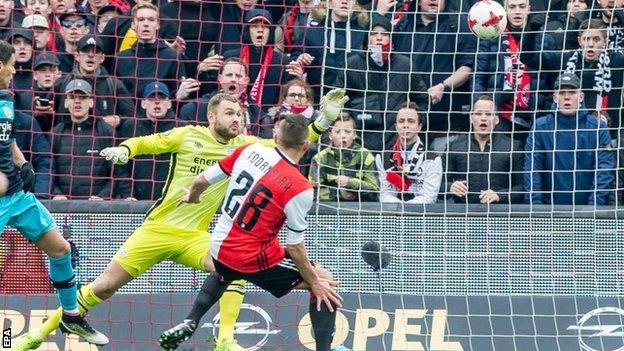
[201,303,281,351]
[568,307,624,351]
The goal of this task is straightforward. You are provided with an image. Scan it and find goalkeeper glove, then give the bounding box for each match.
[100,147,129,165]
[19,162,35,192]
[315,88,350,129]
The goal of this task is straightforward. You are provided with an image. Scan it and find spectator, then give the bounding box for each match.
[444,95,524,204]
[265,78,315,128]
[336,15,427,151]
[32,52,61,133]
[50,0,75,15]
[179,57,264,137]
[291,0,369,94]
[14,110,53,197]
[115,2,186,100]
[22,13,52,52]
[309,113,378,201]
[95,4,121,33]
[0,0,24,40]
[573,0,624,52]
[55,35,134,129]
[391,0,477,145]
[118,82,176,200]
[159,0,218,78]
[220,9,304,110]
[475,0,548,136]
[24,0,51,16]
[376,102,442,204]
[210,0,259,54]
[51,79,129,200]
[56,9,90,72]
[279,0,316,54]
[544,0,590,50]
[524,73,615,206]
[9,29,34,92]
[521,18,624,141]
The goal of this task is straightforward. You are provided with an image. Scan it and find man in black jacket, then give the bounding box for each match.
[335,15,427,151]
[9,29,34,92]
[55,35,135,129]
[114,2,186,100]
[51,79,130,200]
[392,0,477,138]
[118,81,176,200]
[444,95,524,204]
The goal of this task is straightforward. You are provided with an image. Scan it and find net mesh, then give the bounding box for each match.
[2,0,624,350]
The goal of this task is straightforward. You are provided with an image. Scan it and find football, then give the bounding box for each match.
[468,0,507,40]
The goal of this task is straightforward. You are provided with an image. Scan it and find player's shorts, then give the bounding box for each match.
[112,220,211,278]
[213,254,307,298]
[0,190,56,242]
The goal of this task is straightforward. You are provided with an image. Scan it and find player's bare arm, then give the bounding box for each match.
[288,242,343,312]
[180,173,212,205]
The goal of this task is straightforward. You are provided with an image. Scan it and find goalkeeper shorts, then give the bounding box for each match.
[112,220,210,278]
[0,190,56,242]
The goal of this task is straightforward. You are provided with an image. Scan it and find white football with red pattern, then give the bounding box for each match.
[468,0,507,40]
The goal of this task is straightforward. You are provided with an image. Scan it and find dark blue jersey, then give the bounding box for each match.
[0,90,23,195]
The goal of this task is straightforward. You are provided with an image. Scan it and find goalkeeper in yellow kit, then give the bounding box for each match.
[13,89,348,351]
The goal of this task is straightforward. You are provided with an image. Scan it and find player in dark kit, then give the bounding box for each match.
[159,114,343,351]
[0,40,109,350]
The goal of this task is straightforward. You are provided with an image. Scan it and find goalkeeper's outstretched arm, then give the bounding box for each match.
[100,127,189,165]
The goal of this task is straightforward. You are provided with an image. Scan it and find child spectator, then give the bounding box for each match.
[309,113,378,201]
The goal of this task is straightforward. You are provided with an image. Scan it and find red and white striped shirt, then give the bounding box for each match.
[203,143,313,273]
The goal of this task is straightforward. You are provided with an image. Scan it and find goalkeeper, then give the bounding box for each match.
[16,89,348,351]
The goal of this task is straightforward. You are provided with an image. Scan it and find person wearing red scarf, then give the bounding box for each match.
[474,0,543,141]
[375,102,442,204]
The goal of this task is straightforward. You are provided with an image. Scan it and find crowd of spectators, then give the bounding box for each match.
[6,0,623,206]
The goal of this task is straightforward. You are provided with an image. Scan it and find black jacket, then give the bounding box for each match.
[115,39,187,99]
[51,117,130,198]
[14,111,53,196]
[160,1,218,77]
[393,3,477,132]
[54,67,135,120]
[118,115,176,200]
[291,12,368,93]
[444,133,524,204]
[336,52,427,151]
[13,59,33,93]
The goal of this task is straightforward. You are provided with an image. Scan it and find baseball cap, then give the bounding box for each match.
[97,4,123,16]
[142,82,171,98]
[34,52,60,70]
[65,79,92,95]
[8,29,34,44]
[554,73,581,90]
[76,35,104,52]
[22,14,49,29]
[244,9,272,24]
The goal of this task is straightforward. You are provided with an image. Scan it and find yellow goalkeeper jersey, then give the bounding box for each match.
[120,124,321,231]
